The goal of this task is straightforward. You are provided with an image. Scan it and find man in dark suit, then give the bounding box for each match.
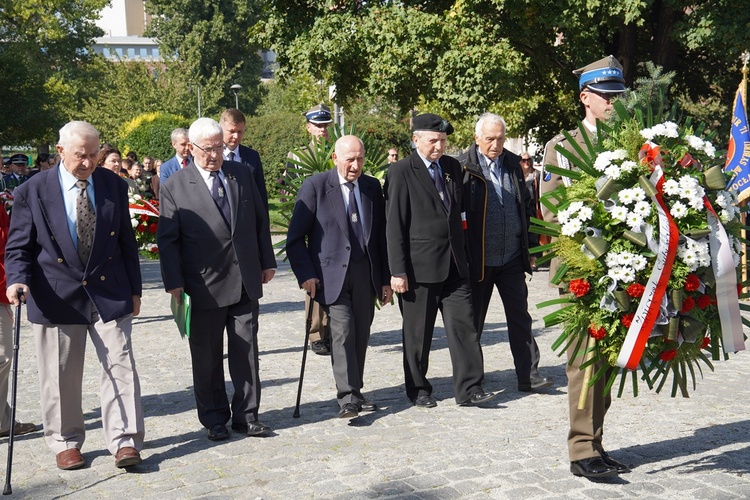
[158,117,277,441]
[220,108,268,210]
[385,113,496,408]
[286,135,392,418]
[3,154,30,191]
[159,127,191,183]
[541,56,630,478]
[5,121,144,471]
[459,113,553,393]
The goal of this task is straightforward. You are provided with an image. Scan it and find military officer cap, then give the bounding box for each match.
[574,55,626,93]
[10,153,28,165]
[412,113,454,135]
[304,104,333,124]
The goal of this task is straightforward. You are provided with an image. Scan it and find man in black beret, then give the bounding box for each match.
[385,113,496,408]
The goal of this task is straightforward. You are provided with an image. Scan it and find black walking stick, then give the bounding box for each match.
[292,297,315,418]
[4,288,24,496]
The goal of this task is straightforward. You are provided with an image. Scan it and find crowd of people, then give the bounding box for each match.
[0,55,631,480]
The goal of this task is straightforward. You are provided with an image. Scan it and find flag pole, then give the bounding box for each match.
[740,50,749,292]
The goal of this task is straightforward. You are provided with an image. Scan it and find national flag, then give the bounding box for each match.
[725,85,750,202]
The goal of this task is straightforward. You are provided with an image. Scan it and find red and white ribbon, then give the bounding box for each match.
[704,198,745,353]
[129,199,159,217]
[616,167,679,369]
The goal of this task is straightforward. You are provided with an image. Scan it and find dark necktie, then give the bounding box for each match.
[181,157,188,168]
[345,182,366,261]
[430,162,450,210]
[75,179,95,265]
[228,151,236,162]
[209,171,231,227]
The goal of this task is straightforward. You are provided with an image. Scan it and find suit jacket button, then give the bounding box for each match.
[233,260,238,265]
[346,246,350,250]
[82,280,87,286]
[57,258,63,263]
[100,276,106,281]
[110,231,115,236]
[343,264,347,268]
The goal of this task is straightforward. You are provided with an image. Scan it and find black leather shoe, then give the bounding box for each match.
[207,424,229,441]
[232,421,272,436]
[359,400,378,412]
[339,403,358,418]
[414,395,437,408]
[519,374,554,392]
[570,457,618,478]
[459,390,498,406]
[310,339,331,355]
[601,451,631,473]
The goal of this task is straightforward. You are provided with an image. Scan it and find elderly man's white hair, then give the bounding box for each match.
[188,118,222,144]
[474,113,507,137]
[58,121,99,149]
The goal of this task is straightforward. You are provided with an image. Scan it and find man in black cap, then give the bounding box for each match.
[4,154,29,192]
[385,113,496,408]
[541,55,630,478]
[286,104,335,356]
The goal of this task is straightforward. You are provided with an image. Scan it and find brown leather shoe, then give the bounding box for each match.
[114,446,142,468]
[56,449,85,470]
[0,421,37,437]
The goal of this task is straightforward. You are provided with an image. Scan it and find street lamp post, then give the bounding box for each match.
[230,83,242,110]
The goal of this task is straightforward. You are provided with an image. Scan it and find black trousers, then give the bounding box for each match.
[322,256,375,407]
[471,256,541,384]
[188,290,261,428]
[398,264,485,403]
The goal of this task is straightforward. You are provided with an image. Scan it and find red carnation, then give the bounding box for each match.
[569,279,591,298]
[150,246,159,253]
[684,274,700,292]
[697,294,712,309]
[140,214,149,222]
[588,324,606,340]
[701,337,711,349]
[627,283,645,298]
[148,223,157,234]
[680,296,695,313]
[659,349,677,362]
[621,313,634,328]
[136,225,146,233]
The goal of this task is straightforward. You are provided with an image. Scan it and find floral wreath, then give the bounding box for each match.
[532,95,748,400]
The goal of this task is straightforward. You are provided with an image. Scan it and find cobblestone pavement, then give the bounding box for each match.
[2,251,750,499]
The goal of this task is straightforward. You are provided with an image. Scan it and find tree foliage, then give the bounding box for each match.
[254,0,750,146]
[0,0,107,146]
[145,0,266,114]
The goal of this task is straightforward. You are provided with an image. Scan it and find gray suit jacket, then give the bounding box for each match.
[157,160,277,309]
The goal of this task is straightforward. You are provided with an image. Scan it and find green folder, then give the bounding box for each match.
[170,291,191,338]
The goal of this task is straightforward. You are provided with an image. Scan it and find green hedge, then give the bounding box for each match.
[244,112,309,198]
[118,112,191,162]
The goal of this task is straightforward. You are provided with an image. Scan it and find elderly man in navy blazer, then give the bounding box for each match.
[286,135,392,418]
[158,117,277,441]
[5,121,144,471]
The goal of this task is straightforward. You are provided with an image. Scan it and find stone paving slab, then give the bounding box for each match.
[1,253,749,499]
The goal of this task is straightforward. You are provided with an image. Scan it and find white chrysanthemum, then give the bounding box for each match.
[558,208,571,224]
[133,194,142,200]
[685,135,704,150]
[608,267,626,281]
[704,142,716,157]
[610,206,628,222]
[670,201,689,219]
[663,121,679,137]
[604,164,621,179]
[631,254,648,271]
[561,219,583,236]
[617,252,635,266]
[605,253,619,268]
[620,160,637,173]
[633,200,652,217]
[687,194,705,210]
[618,189,637,205]
[569,201,584,213]
[630,187,646,201]
[619,267,636,283]
[715,191,731,208]
[131,218,139,228]
[663,179,680,196]
[594,155,611,172]
[626,213,644,229]
[577,206,593,222]
[720,209,734,223]
[640,127,656,141]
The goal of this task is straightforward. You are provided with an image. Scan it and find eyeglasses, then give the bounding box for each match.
[192,143,224,155]
[520,158,532,163]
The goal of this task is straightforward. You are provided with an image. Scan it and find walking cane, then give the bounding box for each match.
[292,296,315,418]
[4,288,24,496]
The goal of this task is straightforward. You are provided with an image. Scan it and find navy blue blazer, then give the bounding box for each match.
[235,145,268,210]
[5,167,142,324]
[286,168,389,306]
